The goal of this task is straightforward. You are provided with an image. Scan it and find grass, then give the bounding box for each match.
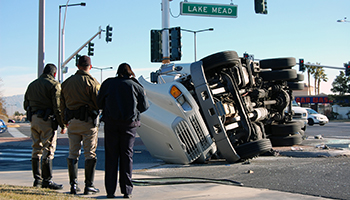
[0,184,94,200]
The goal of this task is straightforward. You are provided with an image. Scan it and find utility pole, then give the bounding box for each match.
[38,0,45,78]
[161,0,170,64]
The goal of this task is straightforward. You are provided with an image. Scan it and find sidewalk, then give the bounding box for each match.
[1,137,349,199]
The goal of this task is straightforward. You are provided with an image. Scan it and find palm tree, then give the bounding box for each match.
[313,64,328,95]
[305,62,316,95]
[317,68,328,94]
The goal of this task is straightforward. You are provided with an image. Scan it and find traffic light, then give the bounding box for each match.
[106,25,112,43]
[150,29,163,62]
[169,27,182,61]
[299,58,305,72]
[75,54,81,66]
[88,42,94,56]
[345,63,350,76]
[254,0,267,14]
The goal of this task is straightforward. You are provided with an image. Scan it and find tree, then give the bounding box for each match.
[331,71,350,95]
[305,62,316,95]
[313,65,328,95]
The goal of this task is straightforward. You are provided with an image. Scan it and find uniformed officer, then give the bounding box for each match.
[60,55,100,195]
[23,63,66,190]
[97,63,149,198]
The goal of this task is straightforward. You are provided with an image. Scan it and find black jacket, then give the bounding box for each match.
[97,77,149,124]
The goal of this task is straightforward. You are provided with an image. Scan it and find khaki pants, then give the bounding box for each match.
[67,118,98,160]
[31,115,57,160]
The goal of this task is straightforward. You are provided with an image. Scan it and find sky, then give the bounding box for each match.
[0,0,349,98]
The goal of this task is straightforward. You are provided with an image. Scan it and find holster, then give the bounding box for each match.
[43,108,53,121]
[51,117,59,131]
[26,106,32,122]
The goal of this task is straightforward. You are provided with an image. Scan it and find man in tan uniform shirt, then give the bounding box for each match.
[24,63,66,190]
[60,55,100,195]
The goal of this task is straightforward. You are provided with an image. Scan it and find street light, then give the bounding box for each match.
[58,1,86,82]
[181,28,214,61]
[337,17,350,23]
[92,66,113,83]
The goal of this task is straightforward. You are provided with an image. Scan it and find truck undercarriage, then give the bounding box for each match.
[138,51,304,164]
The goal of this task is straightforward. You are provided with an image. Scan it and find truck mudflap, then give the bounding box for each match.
[190,61,240,163]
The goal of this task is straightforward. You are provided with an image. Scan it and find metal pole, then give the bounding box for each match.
[61,0,70,82]
[61,29,103,67]
[194,32,197,61]
[162,0,170,64]
[38,0,45,78]
[58,6,61,82]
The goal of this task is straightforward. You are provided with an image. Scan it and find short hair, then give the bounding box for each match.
[116,63,135,78]
[78,55,91,68]
[43,64,57,76]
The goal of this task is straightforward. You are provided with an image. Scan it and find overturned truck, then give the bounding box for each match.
[138,51,304,164]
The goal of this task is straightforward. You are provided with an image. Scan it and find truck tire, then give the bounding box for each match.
[270,121,301,136]
[234,139,272,160]
[259,69,297,81]
[289,74,304,82]
[287,82,304,90]
[269,134,303,147]
[201,51,240,71]
[259,57,296,70]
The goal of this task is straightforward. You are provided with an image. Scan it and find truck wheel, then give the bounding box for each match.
[270,121,301,136]
[259,69,297,81]
[289,74,304,82]
[234,139,272,160]
[287,82,304,90]
[200,51,240,71]
[269,134,303,147]
[259,57,296,70]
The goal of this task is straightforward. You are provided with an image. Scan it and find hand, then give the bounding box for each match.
[60,127,67,134]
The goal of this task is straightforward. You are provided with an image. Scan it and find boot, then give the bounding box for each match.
[67,158,80,194]
[84,158,100,195]
[42,158,63,190]
[31,158,42,187]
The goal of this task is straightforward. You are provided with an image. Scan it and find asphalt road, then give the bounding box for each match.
[1,122,350,199]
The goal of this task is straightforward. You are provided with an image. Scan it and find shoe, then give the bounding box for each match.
[123,194,132,198]
[84,186,100,195]
[107,194,115,198]
[70,184,81,194]
[42,180,63,190]
[33,179,42,188]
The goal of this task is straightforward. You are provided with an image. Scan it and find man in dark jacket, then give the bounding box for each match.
[24,63,66,190]
[97,63,149,198]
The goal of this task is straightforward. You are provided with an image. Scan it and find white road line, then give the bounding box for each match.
[7,127,28,138]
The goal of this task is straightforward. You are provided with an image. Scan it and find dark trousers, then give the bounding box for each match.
[104,118,137,196]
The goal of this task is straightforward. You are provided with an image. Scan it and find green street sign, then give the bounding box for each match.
[180,2,237,18]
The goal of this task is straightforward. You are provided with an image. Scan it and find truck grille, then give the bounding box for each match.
[189,115,211,150]
[175,120,201,162]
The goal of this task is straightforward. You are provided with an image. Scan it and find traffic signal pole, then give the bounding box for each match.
[161,0,170,64]
[302,63,344,70]
[61,27,102,75]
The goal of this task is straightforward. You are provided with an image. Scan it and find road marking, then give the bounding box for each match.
[0,148,69,162]
[8,127,28,138]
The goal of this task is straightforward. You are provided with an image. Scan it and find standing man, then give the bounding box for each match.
[61,55,100,195]
[97,63,149,198]
[24,63,66,190]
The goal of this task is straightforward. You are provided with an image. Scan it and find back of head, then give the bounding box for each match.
[78,55,91,70]
[116,63,135,78]
[43,63,57,76]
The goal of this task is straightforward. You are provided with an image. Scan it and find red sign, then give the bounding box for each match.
[295,96,330,104]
